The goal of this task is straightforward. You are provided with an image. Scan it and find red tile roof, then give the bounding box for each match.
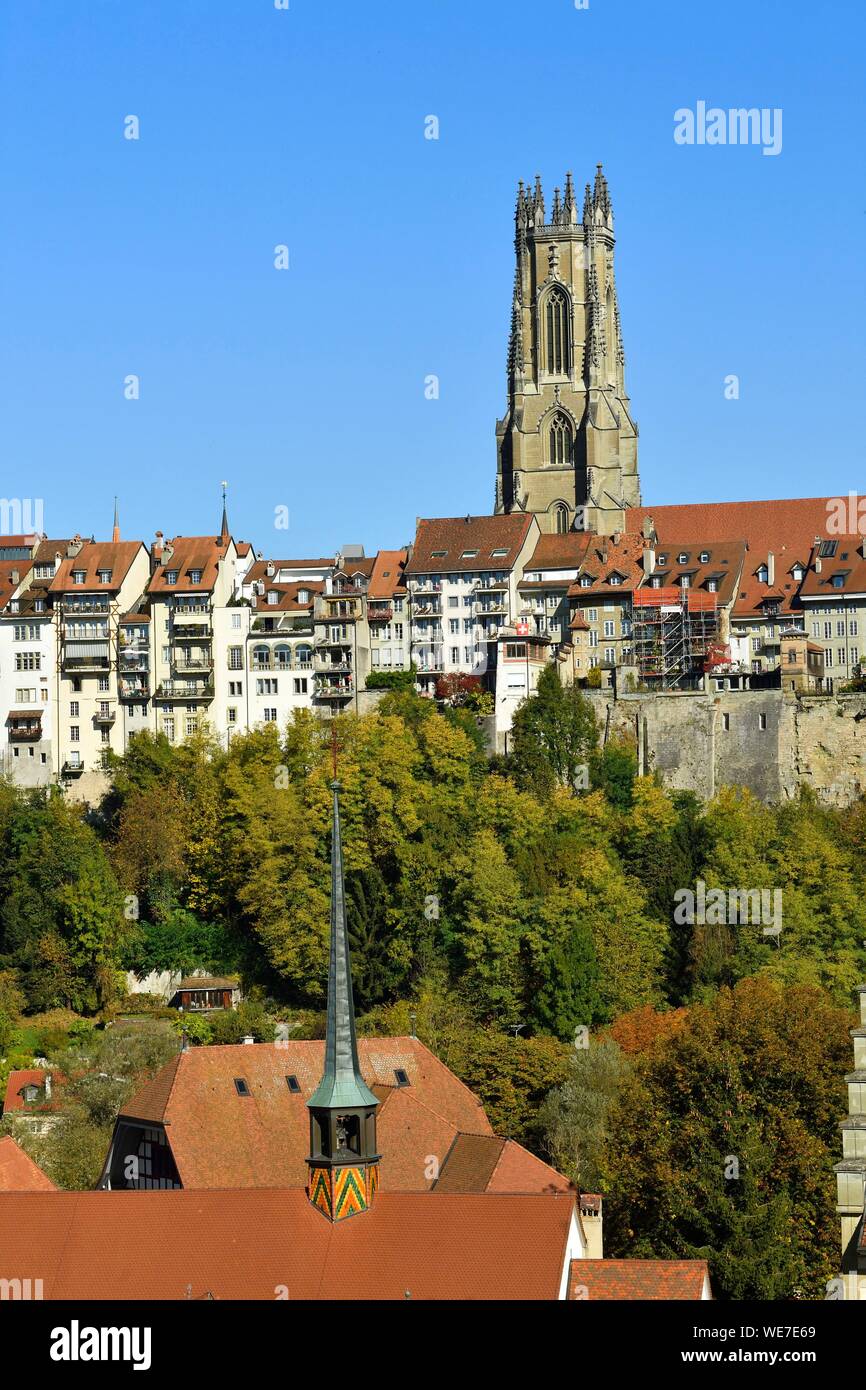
[524,532,595,573]
[368,549,409,599]
[48,541,145,594]
[0,1136,56,1191]
[3,1069,61,1113]
[569,1258,710,1300]
[147,537,231,595]
[116,1039,493,1190]
[0,1188,576,1300]
[627,498,860,619]
[568,534,647,598]
[406,514,535,575]
[434,1134,572,1195]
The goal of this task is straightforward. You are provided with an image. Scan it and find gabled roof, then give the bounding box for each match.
[569,534,646,598]
[406,514,535,575]
[0,1188,576,1300]
[569,1258,710,1300]
[147,537,231,595]
[523,531,594,574]
[2,1069,63,1114]
[368,549,409,599]
[115,1038,493,1190]
[434,1133,572,1195]
[0,1136,56,1192]
[627,498,857,619]
[48,541,145,594]
[0,559,33,611]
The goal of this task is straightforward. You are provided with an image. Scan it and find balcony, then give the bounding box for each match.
[250,659,293,673]
[9,724,42,742]
[61,760,85,776]
[172,656,214,673]
[412,601,442,617]
[412,581,442,596]
[474,578,509,592]
[367,606,393,624]
[475,601,507,618]
[119,649,150,670]
[119,680,150,701]
[62,649,111,672]
[173,622,212,638]
[314,658,353,674]
[315,681,354,700]
[61,597,110,614]
[153,682,214,702]
[93,707,117,726]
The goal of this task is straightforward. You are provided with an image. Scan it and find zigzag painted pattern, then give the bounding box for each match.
[333,1166,368,1220]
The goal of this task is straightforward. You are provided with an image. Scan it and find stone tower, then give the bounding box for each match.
[494,166,641,536]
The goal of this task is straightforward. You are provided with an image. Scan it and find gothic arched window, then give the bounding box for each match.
[554,504,570,535]
[544,287,570,375]
[548,412,573,468]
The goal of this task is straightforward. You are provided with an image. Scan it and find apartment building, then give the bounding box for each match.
[312,555,375,714]
[566,532,645,682]
[233,559,324,739]
[0,556,52,785]
[366,549,409,677]
[49,538,151,783]
[517,532,594,657]
[797,536,865,690]
[146,532,239,747]
[405,514,540,695]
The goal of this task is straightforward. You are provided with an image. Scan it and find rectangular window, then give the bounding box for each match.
[15,653,41,671]
[264,708,277,722]
[232,612,242,628]
[450,647,459,663]
[163,717,175,741]
[101,728,110,743]
[603,620,615,638]
[839,648,847,667]
[70,726,80,742]
[229,647,243,670]
[293,678,308,694]
[186,717,198,736]
[759,713,767,731]
[227,707,237,724]
[70,701,79,717]
[449,619,459,634]
[723,713,730,731]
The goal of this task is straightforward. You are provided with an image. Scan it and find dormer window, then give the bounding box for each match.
[189,569,202,585]
[657,555,667,565]
[165,570,178,585]
[651,575,662,588]
[757,565,769,584]
[832,574,846,589]
[72,570,86,585]
[707,579,718,592]
[680,574,690,588]
[677,553,688,565]
[699,551,710,563]
[97,569,112,584]
[608,573,623,586]
[267,590,278,605]
[580,575,593,588]
[298,588,309,603]
[791,564,805,582]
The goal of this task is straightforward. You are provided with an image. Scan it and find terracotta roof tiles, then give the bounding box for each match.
[569,1258,710,1300]
[406,514,535,575]
[0,1136,56,1192]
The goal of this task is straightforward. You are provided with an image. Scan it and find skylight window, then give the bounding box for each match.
[431,550,447,558]
[394,1068,410,1087]
[234,1078,250,1096]
[286,1075,301,1094]
[490,549,509,558]
[461,549,478,559]
[818,540,838,558]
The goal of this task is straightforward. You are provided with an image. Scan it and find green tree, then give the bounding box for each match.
[510,666,598,797]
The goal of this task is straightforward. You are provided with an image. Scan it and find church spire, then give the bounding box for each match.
[219,480,229,543]
[307,760,381,1221]
[112,497,120,544]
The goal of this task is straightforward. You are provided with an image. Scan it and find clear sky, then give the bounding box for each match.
[1,0,863,556]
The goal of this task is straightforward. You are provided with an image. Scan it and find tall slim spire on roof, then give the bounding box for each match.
[306,753,380,1221]
[219,480,229,543]
[112,498,120,544]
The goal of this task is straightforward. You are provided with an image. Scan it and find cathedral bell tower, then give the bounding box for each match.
[494,165,641,536]
[306,778,381,1222]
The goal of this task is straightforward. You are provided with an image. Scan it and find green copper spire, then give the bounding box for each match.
[308,780,379,1111]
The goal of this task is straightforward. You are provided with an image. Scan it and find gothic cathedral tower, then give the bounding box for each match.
[494,166,641,536]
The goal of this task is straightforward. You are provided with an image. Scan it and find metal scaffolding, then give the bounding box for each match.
[632,587,723,689]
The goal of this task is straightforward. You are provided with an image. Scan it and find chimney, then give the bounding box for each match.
[767,552,775,586]
[67,536,83,558]
[10,568,19,584]
[242,1034,255,1045]
[642,547,655,578]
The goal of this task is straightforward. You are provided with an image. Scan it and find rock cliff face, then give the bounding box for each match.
[589,691,866,805]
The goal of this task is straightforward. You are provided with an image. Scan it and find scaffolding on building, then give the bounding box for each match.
[632,588,726,689]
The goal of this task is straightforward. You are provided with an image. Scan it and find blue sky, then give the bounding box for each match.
[1,0,863,556]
